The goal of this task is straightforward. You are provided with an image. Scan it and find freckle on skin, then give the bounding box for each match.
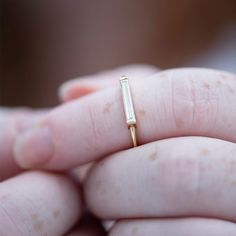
[31,213,44,232]
[31,213,39,221]
[95,180,106,194]
[103,102,113,113]
[149,151,157,161]
[52,209,60,219]
[203,82,210,89]
[159,73,167,79]
[138,109,146,116]
[175,118,184,128]
[34,221,44,232]
[199,148,209,156]
[216,80,222,87]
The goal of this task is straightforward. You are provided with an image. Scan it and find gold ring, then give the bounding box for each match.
[120,76,138,147]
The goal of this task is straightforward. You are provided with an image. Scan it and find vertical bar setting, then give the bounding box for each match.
[120,76,136,126]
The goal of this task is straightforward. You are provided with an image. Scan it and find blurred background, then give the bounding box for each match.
[2,0,236,107]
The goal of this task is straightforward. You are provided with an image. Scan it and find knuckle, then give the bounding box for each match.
[85,102,105,152]
[169,70,219,132]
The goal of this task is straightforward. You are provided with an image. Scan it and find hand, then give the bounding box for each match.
[13,66,236,235]
[0,108,46,181]
[0,108,105,236]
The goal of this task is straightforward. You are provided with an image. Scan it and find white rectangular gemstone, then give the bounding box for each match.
[120,76,136,126]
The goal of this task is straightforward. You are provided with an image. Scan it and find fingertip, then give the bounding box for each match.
[58,80,75,102]
[14,126,54,169]
[59,79,99,102]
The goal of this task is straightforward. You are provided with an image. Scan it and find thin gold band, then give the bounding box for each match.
[129,125,137,147]
[120,76,138,147]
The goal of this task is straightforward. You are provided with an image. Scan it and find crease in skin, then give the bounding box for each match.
[188,76,197,128]
[170,72,179,130]
[0,172,81,236]
[59,64,159,102]
[0,194,27,235]
[1,182,48,235]
[87,105,102,152]
[13,68,236,170]
[20,188,48,235]
[84,136,236,220]
[0,184,32,236]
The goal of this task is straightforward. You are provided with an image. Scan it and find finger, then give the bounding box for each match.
[14,68,236,170]
[70,163,95,183]
[0,108,47,181]
[85,137,236,221]
[110,218,236,236]
[59,64,159,102]
[0,171,81,236]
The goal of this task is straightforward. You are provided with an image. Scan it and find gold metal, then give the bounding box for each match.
[130,125,137,147]
[120,76,138,147]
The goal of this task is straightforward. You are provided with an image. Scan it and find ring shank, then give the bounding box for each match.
[129,125,137,147]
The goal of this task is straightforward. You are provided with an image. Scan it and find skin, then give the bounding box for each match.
[13,68,236,169]
[2,65,236,234]
[0,171,80,236]
[0,110,106,236]
[2,4,235,236]
[0,108,47,181]
[110,218,236,236]
[0,66,155,235]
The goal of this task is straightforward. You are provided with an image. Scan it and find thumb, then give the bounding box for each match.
[0,108,47,180]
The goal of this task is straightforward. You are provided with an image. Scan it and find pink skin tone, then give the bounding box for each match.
[0,65,157,235]
[0,64,236,236]
[0,171,81,236]
[59,64,159,102]
[0,109,48,181]
[2,65,236,234]
[14,68,236,169]
[67,67,236,236]
[0,108,104,235]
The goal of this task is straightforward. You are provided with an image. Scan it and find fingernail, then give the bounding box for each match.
[58,81,73,101]
[14,126,54,168]
[59,82,97,102]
